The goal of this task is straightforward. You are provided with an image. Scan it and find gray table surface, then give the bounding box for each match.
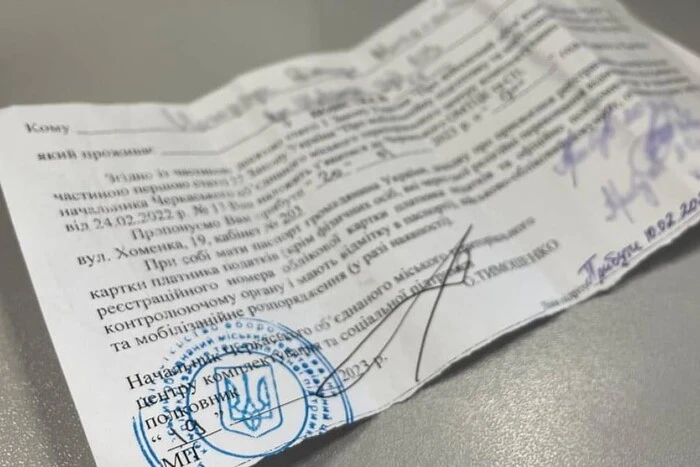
[1,1,700,465]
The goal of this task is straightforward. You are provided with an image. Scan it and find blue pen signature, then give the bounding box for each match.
[603,101,700,222]
[554,99,700,222]
[553,110,614,187]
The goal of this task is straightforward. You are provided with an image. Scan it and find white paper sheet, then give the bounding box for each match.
[2,0,700,465]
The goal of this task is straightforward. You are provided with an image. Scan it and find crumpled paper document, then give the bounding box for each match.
[1,0,700,465]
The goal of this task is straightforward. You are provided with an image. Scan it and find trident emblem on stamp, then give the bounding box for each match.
[134,320,354,462]
[214,365,283,437]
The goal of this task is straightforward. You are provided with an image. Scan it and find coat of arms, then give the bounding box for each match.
[214,364,283,437]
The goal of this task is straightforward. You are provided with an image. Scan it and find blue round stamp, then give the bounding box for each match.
[134,318,353,465]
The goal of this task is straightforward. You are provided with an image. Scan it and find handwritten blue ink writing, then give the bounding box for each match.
[601,177,658,223]
[553,110,614,187]
[555,99,700,222]
[604,101,700,222]
[578,241,642,285]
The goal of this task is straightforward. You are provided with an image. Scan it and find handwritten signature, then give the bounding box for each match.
[554,99,700,222]
[553,109,614,187]
[316,225,474,396]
